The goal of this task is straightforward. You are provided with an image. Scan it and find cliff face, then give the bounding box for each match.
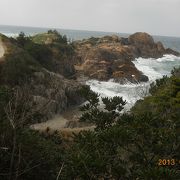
[74,32,179,83]
[30,70,83,121]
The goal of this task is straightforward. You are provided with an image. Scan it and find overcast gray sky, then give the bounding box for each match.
[0,0,180,37]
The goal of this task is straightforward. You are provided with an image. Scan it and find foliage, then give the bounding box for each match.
[88,37,100,45]
[0,68,180,179]
[24,41,53,70]
[149,75,168,95]
[47,29,68,44]
[33,30,74,56]
[79,86,126,130]
[132,68,180,119]
[0,51,40,86]
[0,31,180,179]
[16,32,30,47]
[0,86,63,180]
[15,31,75,77]
[62,69,180,179]
[0,128,63,180]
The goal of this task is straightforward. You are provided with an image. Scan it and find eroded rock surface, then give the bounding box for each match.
[30,69,83,121]
[74,32,179,83]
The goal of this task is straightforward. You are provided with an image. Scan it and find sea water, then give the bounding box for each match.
[87,55,180,110]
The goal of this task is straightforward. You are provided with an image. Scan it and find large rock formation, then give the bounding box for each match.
[128,32,172,58]
[74,32,179,83]
[30,69,83,121]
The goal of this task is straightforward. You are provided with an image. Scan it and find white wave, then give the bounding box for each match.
[156,54,180,62]
[133,57,162,81]
[86,55,180,111]
[133,55,180,81]
[0,32,19,37]
[86,80,150,111]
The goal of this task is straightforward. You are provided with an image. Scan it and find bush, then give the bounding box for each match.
[62,69,180,179]
[79,86,126,130]
[1,51,40,86]
[24,42,53,70]
[0,86,63,180]
[15,31,75,76]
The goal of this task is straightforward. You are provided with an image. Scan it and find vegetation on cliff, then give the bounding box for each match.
[61,68,180,179]
[0,31,83,122]
[0,31,82,179]
[0,65,180,179]
[12,31,75,77]
[0,31,180,179]
[0,86,64,180]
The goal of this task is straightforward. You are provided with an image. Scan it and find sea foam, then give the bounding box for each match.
[86,55,180,111]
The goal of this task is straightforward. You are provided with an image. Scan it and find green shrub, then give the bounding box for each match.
[62,69,180,179]
[0,86,63,180]
[1,51,40,86]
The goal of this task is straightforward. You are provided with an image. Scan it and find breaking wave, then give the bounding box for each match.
[86,54,180,111]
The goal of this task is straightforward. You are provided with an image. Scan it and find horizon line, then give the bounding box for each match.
[0,24,180,39]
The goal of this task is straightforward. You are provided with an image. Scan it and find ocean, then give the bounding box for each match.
[1,25,180,110]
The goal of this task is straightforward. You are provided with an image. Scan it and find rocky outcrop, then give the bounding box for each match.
[74,32,179,83]
[74,35,146,83]
[128,32,165,58]
[30,70,83,121]
[166,48,180,56]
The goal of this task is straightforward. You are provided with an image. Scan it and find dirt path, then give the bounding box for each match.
[30,106,95,134]
[0,37,5,59]
[31,115,68,131]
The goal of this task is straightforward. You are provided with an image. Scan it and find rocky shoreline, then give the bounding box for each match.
[74,32,179,83]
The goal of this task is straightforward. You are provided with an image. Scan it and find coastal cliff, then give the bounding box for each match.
[0,31,180,180]
[74,32,179,83]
